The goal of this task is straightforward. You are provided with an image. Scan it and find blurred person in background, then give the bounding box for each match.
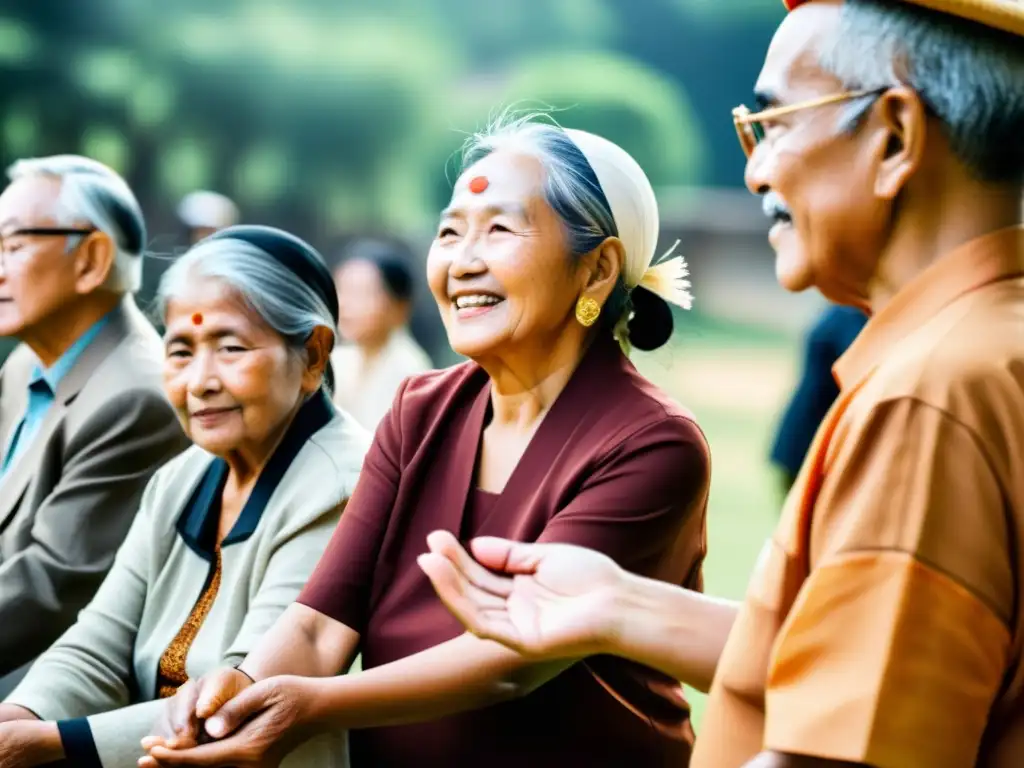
[423,1,1024,766]
[0,226,365,767]
[144,117,707,768]
[177,191,240,246]
[0,156,188,697]
[330,238,433,429]
[768,301,865,495]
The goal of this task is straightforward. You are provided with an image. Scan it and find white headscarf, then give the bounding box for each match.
[564,129,693,310]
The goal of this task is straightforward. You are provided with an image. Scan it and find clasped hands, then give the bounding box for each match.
[137,530,625,767]
[139,669,318,768]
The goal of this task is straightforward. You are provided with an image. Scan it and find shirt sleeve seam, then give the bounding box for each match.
[821,546,1011,630]
[601,412,707,457]
[871,395,1005,494]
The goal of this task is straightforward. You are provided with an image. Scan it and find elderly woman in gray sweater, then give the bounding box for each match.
[0,226,366,767]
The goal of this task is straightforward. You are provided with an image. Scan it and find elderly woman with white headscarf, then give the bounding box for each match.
[144,115,711,768]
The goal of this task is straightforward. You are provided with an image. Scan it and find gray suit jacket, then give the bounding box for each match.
[0,297,188,676]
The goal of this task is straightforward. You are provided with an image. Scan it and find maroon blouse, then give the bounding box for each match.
[298,336,711,767]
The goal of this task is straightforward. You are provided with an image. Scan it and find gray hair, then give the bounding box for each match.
[459,113,631,334]
[155,239,337,392]
[7,155,146,292]
[818,0,1024,185]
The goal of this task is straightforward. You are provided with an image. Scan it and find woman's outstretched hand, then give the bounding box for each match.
[417,530,627,661]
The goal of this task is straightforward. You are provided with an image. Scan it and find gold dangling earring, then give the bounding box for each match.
[575,296,601,327]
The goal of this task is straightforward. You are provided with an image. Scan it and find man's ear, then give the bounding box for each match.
[871,86,928,201]
[73,231,117,294]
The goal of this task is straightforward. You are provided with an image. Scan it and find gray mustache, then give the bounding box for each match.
[762,192,792,221]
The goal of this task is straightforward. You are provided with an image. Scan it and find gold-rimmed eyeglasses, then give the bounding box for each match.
[0,227,96,273]
[731,89,885,157]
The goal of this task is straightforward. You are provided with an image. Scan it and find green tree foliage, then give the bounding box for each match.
[0,0,776,241]
[500,51,706,186]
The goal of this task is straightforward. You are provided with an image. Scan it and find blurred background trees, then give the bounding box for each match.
[0,0,783,243]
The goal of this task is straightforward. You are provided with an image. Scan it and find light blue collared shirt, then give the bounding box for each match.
[0,315,112,475]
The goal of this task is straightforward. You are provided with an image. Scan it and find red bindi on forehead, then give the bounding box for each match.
[191,313,203,326]
[468,176,489,194]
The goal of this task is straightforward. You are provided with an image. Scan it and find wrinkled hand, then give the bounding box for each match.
[141,675,319,767]
[0,723,33,768]
[141,667,253,761]
[418,530,627,660]
[0,721,58,768]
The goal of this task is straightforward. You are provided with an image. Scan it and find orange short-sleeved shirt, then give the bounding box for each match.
[694,227,1024,768]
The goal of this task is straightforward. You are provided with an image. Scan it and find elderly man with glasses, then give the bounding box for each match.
[0,156,187,696]
[420,1,1024,766]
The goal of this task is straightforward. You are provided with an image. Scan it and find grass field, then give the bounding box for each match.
[633,314,799,727]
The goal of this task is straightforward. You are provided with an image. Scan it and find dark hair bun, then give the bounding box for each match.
[343,239,416,302]
[372,257,414,303]
[628,286,674,351]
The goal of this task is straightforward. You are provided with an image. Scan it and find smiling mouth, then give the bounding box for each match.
[452,294,505,314]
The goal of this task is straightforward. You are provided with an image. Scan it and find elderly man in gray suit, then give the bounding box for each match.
[0,155,187,693]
